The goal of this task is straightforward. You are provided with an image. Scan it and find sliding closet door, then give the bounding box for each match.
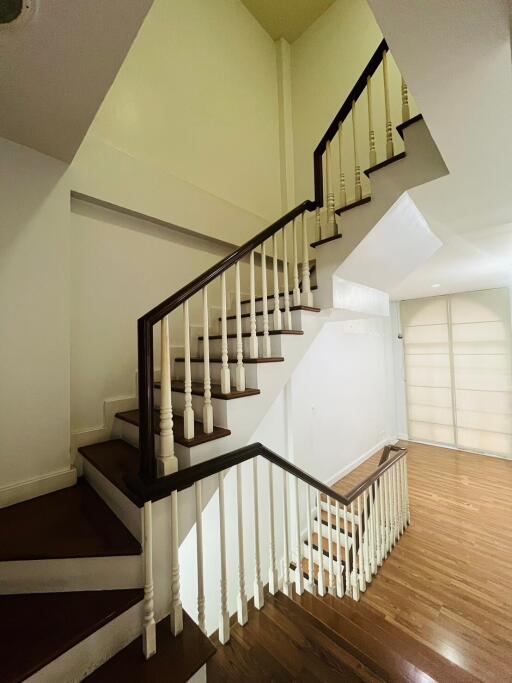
[401,288,512,457]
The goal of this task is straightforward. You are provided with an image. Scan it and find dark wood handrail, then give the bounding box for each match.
[127,441,407,507]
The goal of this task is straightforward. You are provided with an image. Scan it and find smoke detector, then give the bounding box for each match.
[0,0,35,29]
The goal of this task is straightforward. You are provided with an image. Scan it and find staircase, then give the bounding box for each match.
[1,41,449,681]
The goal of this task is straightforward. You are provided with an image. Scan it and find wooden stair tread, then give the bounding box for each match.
[0,589,143,683]
[115,409,231,446]
[364,151,406,177]
[155,379,260,400]
[311,233,343,249]
[305,532,349,562]
[335,195,371,215]
[0,478,141,561]
[79,439,143,508]
[85,610,216,683]
[291,558,330,586]
[175,356,284,364]
[317,510,356,535]
[221,304,321,321]
[240,285,318,306]
[198,329,304,341]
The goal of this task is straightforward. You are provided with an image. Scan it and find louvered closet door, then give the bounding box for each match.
[401,288,512,457]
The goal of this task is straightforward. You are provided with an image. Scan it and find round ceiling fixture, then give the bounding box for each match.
[0,0,35,28]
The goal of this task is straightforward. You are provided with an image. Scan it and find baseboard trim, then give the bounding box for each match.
[0,467,77,509]
[325,436,398,487]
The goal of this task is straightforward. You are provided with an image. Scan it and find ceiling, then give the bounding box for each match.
[241,0,335,42]
[0,0,153,162]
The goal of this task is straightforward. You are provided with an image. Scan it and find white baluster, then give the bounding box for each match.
[142,501,156,659]
[220,273,231,395]
[301,213,313,307]
[218,472,230,644]
[282,229,292,330]
[253,459,264,609]
[350,501,360,600]
[235,262,246,392]
[267,461,278,595]
[335,501,343,597]
[352,100,362,201]
[379,474,386,562]
[394,462,400,543]
[326,141,337,236]
[194,481,206,633]
[327,495,335,595]
[362,492,371,584]
[402,77,410,122]
[383,50,394,159]
[272,234,282,330]
[367,74,377,167]
[292,219,301,307]
[281,469,291,596]
[343,504,350,598]
[374,481,382,568]
[170,491,183,635]
[202,287,213,434]
[315,490,325,597]
[315,206,322,242]
[385,470,392,554]
[369,486,377,575]
[293,477,304,595]
[261,242,271,358]
[159,315,178,476]
[338,122,347,208]
[249,250,258,358]
[390,465,397,547]
[306,485,316,594]
[405,454,411,525]
[183,301,194,440]
[236,464,248,625]
[357,495,366,592]
[396,460,404,537]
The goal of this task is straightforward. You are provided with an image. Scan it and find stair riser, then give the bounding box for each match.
[155,387,227,429]
[200,334,283,359]
[0,555,143,594]
[173,360,260,388]
[303,544,344,576]
[320,500,360,525]
[240,292,315,316]
[312,520,353,548]
[221,309,303,335]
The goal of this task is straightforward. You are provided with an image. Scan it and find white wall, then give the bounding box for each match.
[0,138,72,498]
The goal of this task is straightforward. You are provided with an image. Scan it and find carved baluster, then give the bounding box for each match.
[182,301,194,440]
[384,470,391,555]
[367,74,377,167]
[170,491,183,635]
[301,212,313,307]
[343,504,351,598]
[405,454,411,525]
[326,141,337,236]
[402,77,410,122]
[335,501,344,597]
[236,464,248,624]
[306,485,316,594]
[390,465,397,548]
[352,100,362,201]
[338,122,347,208]
[249,250,258,358]
[292,218,301,307]
[362,492,371,584]
[142,501,156,658]
[394,462,401,542]
[327,495,335,595]
[383,50,394,159]
[293,477,304,595]
[253,459,264,609]
[261,242,271,357]
[315,206,322,242]
[194,481,206,633]
[202,287,213,433]
[218,472,230,644]
[235,262,246,391]
[369,486,377,575]
[379,473,386,562]
[267,461,278,594]
[282,228,292,330]
[397,459,404,537]
[282,469,291,596]
[357,495,366,592]
[350,501,360,600]
[315,490,326,596]
[159,315,177,476]
[220,273,231,394]
[374,480,382,568]
[272,234,282,330]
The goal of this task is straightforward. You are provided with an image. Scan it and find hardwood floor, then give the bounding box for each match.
[326,441,512,682]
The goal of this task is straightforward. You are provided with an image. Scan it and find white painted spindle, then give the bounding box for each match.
[397,459,404,537]
[281,469,291,596]
[327,496,335,595]
[253,459,264,609]
[402,77,410,122]
[306,485,315,594]
[405,454,411,525]
[142,501,156,659]
[159,315,177,476]
[383,50,394,159]
[183,301,194,440]
[374,481,382,568]
[379,474,386,562]
[218,473,230,644]
[235,262,246,392]
[272,234,282,330]
[335,501,343,598]
[367,74,377,167]
[362,492,371,584]
[384,470,392,554]
[326,141,337,236]
[220,273,231,395]
[343,504,351,598]
[338,122,347,208]
[315,490,325,597]
[301,213,313,307]
[261,242,271,358]
[249,250,258,358]
[202,287,213,434]
[350,501,359,600]
[194,481,206,633]
[315,206,322,242]
[369,486,377,575]
[357,495,366,592]
[236,464,248,625]
[282,229,292,330]
[390,465,397,547]
[267,461,278,595]
[293,477,304,595]
[292,218,300,307]
[170,491,183,635]
[352,100,362,201]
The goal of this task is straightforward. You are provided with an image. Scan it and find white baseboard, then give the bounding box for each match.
[325,435,398,488]
[0,467,77,509]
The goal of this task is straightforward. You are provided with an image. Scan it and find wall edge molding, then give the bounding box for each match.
[0,467,77,509]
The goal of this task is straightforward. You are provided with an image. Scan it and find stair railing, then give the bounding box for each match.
[128,442,409,653]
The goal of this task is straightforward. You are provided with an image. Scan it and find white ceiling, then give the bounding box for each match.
[241,0,335,42]
[0,0,153,162]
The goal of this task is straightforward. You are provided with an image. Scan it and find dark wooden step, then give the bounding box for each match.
[335,195,371,216]
[221,304,320,321]
[0,589,143,683]
[311,233,343,249]
[115,409,231,447]
[79,439,143,508]
[155,379,260,400]
[240,284,318,306]
[86,610,216,683]
[198,329,304,341]
[175,356,284,364]
[396,113,423,139]
[0,478,141,561]
[364,151,406,177]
